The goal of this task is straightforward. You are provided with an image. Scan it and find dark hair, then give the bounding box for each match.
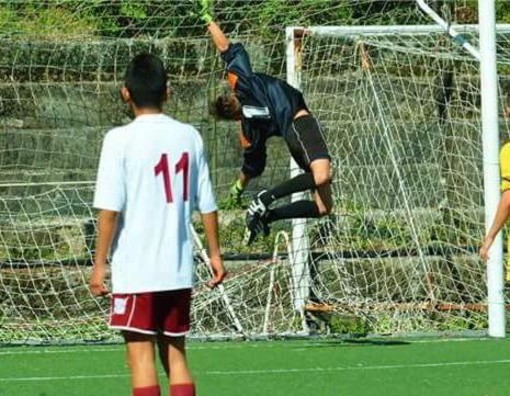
[124,53,167,109]
[210,94,239,120]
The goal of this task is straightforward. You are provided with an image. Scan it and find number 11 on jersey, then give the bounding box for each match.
[154,152,189,203]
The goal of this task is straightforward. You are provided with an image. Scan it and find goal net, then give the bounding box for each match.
[293,23,510,335]
[0,1,507,344]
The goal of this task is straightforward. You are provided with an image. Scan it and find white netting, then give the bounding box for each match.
[299,25,510,333]
[0,1,507,343]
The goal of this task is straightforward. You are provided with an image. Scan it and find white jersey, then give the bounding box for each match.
[93,114,217,293]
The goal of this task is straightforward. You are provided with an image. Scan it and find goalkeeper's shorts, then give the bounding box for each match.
[109,288,192,336]
[285,114,330,172]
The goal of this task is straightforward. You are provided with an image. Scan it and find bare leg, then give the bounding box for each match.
[167,336,193,385]
[123,331,159,389]
[310,158,333,215]
[157,335,170,378]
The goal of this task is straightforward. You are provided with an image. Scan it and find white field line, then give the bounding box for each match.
[0,337,496,356]
[204,359,510,375]
[1,359,510,382]
[0,344,259,356]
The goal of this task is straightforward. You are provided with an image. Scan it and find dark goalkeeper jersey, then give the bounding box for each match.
[221,42,309,177]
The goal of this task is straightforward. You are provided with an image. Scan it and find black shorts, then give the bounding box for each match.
[284,114,330,172]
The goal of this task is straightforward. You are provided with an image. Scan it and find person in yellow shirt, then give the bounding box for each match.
[480,142,510,281]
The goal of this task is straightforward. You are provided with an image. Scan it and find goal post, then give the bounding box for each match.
[416,0,480,60]
[478,0,505,338]
[285,27,311,325]
[416,0,504,338]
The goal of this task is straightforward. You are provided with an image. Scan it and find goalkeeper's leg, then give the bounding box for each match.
[258,172,316,208]
[254,158,332,216]
[244,160,332,245]
[244,172,317,241]
[266,182,332,223]
[266,160,333,223]
[250,111,332,215]
[245,113,332,244]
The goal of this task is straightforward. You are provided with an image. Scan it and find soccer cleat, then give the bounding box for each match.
[244,190,271,245]
[243,214,270,246]
[247,190,269,218]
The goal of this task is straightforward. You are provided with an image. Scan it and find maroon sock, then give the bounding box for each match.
[170,383,196,396]
[133,385,161,396]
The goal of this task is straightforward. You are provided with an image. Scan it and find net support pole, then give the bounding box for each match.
[416,0,480,59]
[285,27,311,319]
[479,0,506,338]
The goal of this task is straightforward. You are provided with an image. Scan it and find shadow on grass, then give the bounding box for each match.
[295,338,411,349]
[343,339,410,346]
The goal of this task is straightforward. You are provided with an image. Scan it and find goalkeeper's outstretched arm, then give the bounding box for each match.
[207,21,230,53]
[198,0,230,52]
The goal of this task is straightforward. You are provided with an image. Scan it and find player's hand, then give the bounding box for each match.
[228,179,245,207]
[207,255,226,289]
[197,0,213,24]
[479,237,494,262]
[89,264,110,297]
[220,179,245,209]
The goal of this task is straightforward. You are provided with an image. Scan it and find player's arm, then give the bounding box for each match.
[207,21,230,53]
[90,210,118,296]
[200,3,253,87]
[195,130,226,287]
[237,170,251,190]
[226,137,266,208]
[480,190,510,261]
[201,211,226,288]
[241,134,267,181]
[198,0,230,52]
[90,131,126,296]
[225,127,260,207]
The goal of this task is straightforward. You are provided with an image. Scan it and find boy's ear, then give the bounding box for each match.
[120,86,131,103]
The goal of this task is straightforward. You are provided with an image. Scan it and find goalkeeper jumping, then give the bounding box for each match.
[199,0,333,245]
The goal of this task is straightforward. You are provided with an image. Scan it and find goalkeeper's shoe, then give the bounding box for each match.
[247,190,269,218]
[244,190,270,245]
[243,214,270,246]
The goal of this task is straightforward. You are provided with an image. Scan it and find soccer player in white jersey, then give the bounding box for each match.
[89,53,225,396]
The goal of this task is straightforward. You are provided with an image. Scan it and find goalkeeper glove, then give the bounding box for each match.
[198,0,213,25]
[222,179,244,209]
[230,179,244,196]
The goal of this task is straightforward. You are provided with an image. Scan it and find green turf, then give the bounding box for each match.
[1,338,510,396]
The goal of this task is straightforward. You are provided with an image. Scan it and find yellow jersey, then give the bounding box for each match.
[500,141,510,192]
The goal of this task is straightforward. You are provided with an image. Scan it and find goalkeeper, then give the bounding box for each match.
[199,0,333,245]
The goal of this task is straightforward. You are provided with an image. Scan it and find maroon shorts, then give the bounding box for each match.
[109,289,192,336]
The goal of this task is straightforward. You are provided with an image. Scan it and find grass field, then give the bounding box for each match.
[1,337,510,396]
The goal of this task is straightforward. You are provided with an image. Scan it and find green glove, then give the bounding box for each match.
[221,179,244,209]
[198,0,213,24]
[230,179,244,197]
